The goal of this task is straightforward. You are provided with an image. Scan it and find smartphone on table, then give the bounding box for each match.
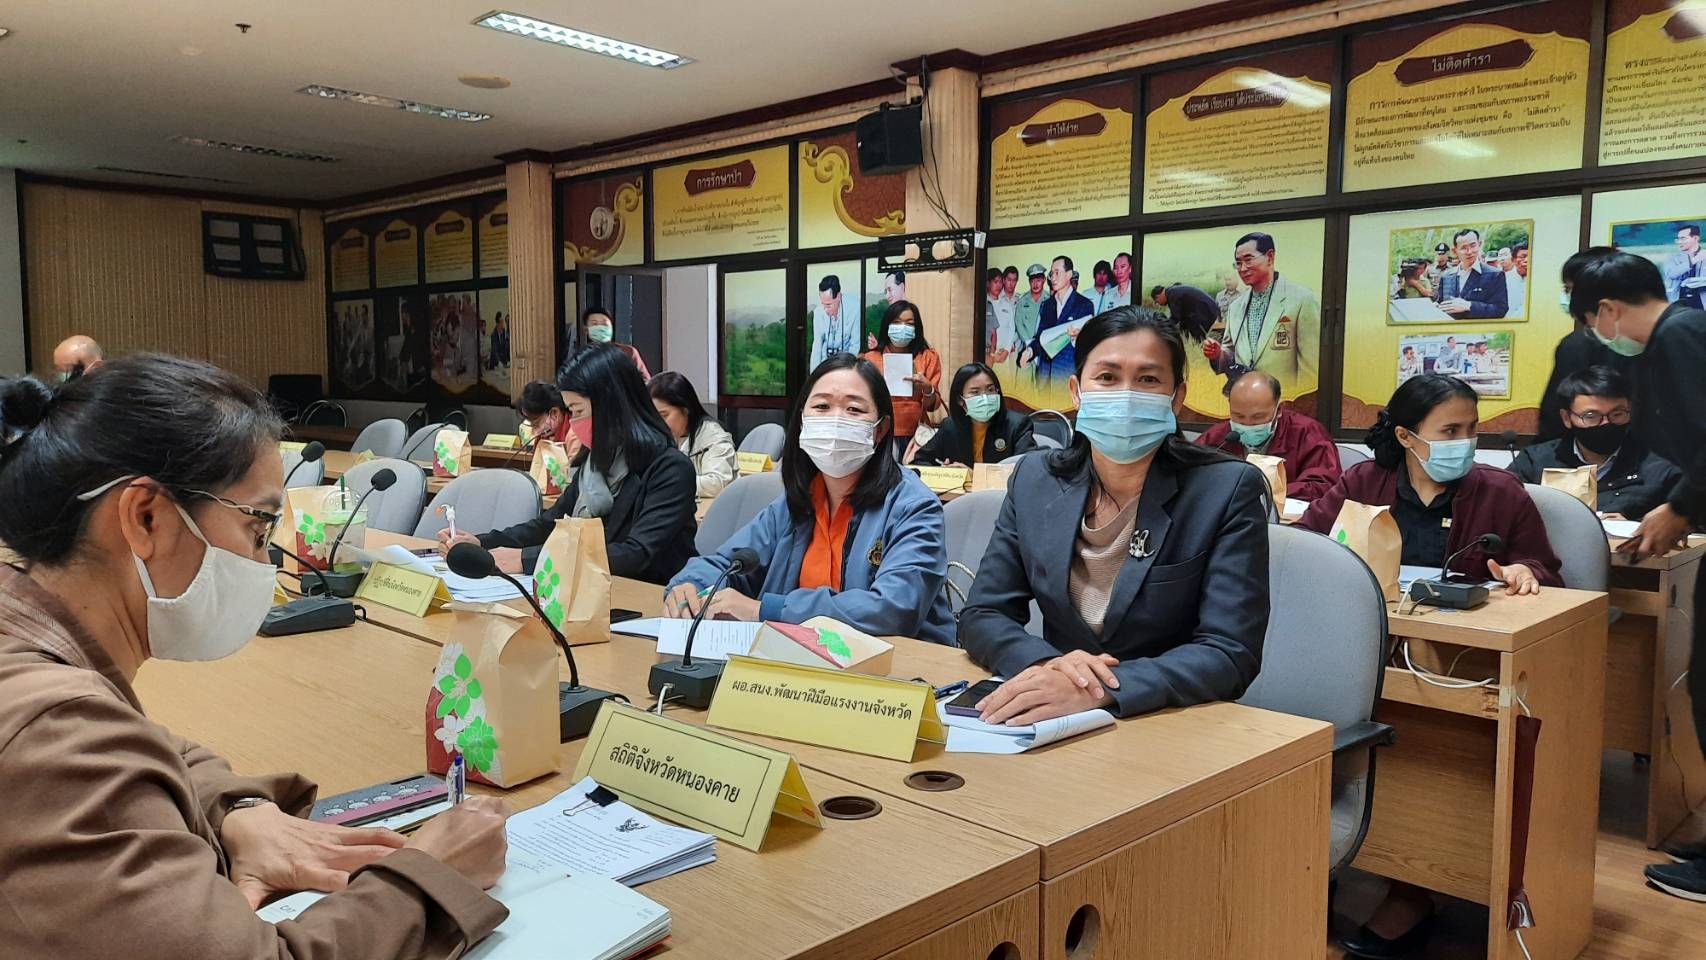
[943,679,1004,718]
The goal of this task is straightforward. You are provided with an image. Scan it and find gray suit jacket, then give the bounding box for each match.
[959,442,1269,717]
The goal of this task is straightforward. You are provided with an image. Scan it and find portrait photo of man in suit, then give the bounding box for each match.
[1436,227,1510,319]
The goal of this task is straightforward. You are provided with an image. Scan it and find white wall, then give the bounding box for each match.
[0,169,26,375]
[663,264,716,404]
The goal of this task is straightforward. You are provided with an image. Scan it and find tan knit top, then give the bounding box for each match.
[1069,492,1141,636]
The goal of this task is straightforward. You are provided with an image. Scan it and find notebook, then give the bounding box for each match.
[938,701,1116,754]
[259,849,670,960]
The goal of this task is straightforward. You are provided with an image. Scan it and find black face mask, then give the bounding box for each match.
[1574,421,1629,456]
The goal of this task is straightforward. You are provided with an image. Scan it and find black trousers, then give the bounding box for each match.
[1693,567,1706,761]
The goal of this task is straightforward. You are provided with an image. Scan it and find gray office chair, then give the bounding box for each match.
[1523,483,1610,592]
[737,423,786,461]
[941,490,1006,612]
[281,448,325,488]
[350,418,407,459]
[414,469,542,540]
[400,422,447,463]
[1028,411,1072,449]
[341,458,428,535]
[299,400,346,426]
[694,471,783,554]
[1242,524,1395,873]
[1335,443,1370,470]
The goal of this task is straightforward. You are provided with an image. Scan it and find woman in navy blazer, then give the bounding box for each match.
[962,308,1269,724]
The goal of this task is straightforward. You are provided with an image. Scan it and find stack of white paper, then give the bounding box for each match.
[882,353,914,397]
[505,777,716,886]
[260,846,671,960]
[939,702,1116,754]
[441,569,524,603]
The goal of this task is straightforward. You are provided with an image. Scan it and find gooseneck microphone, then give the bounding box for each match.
[446,541,620,740]
[282,441,326,486]
[648,547,761,709]
[261,542,356,636]
[1408,532,1506,611]
[318,468,398,598]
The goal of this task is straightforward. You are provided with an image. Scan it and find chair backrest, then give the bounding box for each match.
[694,471,784,554]
[350,418,407,459]
[341,458,428,535]
[738,423,786,460]
[281,449,324,488]
[1242,524,1389,733]
[1523,483,1609,591]
[300,400,346,427]
[400,422,446,462]
[414,469,542,539]
[1028,412,1072,449]
[941,490,1007,617]
[1335,443,1370,470]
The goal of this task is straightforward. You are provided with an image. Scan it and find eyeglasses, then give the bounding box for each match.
[1569,409,1631,427]
[183,489,283,545]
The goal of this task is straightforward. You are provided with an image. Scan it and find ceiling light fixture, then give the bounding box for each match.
[296,84,492,122]
[474,11,692,69]
[168,135,340,163]
[96,165,244,185]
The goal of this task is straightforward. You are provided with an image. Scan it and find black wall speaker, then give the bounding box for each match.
[856,102,923,176]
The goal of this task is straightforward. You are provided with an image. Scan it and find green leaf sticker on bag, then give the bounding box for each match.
[297,512,326,546]
[533,555,565,629]
[435,653,475,718]
[435,438,455,474]
[546,455,570,489]
[457,716,499,773]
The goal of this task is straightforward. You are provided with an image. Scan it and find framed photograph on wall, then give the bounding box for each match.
[1384,218,1533,323]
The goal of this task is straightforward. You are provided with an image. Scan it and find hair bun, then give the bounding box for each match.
[0,378,53,440]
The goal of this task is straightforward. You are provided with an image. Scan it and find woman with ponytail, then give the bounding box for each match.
[1299,374,1560,596]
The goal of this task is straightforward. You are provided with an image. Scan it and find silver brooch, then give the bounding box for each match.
[1130,530,1151,559]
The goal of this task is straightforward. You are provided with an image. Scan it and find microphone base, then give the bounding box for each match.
[647,659,724,710]
[261,596,357,636]
[310,569,365,599]
[1406,579,1490,610]
[560,683,621,742]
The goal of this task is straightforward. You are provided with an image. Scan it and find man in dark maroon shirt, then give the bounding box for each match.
[1196,372,1342,501]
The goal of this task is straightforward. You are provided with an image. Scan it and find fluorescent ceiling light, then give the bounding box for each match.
[474,11,692,69]
[169,136,340,164]
[297,84,492,122]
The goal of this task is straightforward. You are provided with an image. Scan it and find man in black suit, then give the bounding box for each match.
[1508,366,1679,519]
[1436,228,1509,319]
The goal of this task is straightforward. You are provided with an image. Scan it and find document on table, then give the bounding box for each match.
[612,616,667,639]
[654,619,760,661]
[259,846,672,960]
[1036,320,1076,360]
[503,776,716,886]
[1602,519,1639,539]
[938,702,1116,754]
[883,353,914,397]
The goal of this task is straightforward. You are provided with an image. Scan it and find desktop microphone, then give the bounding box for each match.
[1500,430,1521,452]
[1407,533,1505,610]
[317,468,397,598]
[270,441,327,567]
[647,547,760,709]
[261,543,357,636]
[446,542,620,741]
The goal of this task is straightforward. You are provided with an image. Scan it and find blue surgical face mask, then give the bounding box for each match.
[888,323,916,346]
[1075,389,1175,464]
[1409,434,1476,483]
[964,393,1001,423]
[1558,290,1571,311]
[1229,408,1278,448]
[1586,308,1646,357]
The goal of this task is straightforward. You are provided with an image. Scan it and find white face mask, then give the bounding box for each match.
[799,415,877,478]
[80,479,279,662]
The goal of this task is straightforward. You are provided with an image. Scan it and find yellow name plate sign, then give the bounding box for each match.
[737,451,774,475]
[355,561,452,617]
[913,465,970,494]
[575,702,821,852]
[969,462,1016,491]
[708,655,945,761]
[483,433,520,449]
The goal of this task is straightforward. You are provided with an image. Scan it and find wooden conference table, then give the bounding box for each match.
[184,531,1335,960]
[1357,586,1608,960]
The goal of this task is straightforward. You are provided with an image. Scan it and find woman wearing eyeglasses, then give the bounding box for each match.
[0,356,511,958]
[908,362,1036,467]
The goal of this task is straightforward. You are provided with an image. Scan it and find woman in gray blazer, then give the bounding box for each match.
[963,307,1269,725]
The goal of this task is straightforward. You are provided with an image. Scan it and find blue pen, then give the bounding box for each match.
[448,754,466,805]
[933,680,969,700]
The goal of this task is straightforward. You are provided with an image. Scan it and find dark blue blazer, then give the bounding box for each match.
[1030,290,1097,378]
[1439,264,1509,319]
[959,442,1268,717]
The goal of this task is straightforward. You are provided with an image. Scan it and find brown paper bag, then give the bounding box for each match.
[424,605,558,788]
[284,485,367,571]
[1542,466,1597,510]
[530,440,573,499]
[1246,453,1287,507]
[531,517,612,647]
[969,462,1016,491]
[432,428,472,478]
[1329,500,1401,601]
